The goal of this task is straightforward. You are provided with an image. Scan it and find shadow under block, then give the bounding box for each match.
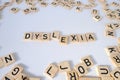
[16,73,29,80]
[2,53,15,67]
[66,70,79,80]
[85,33,96,42]
[74,63,88,77]
[2,74,15,80]
[110,68,120,80]
[8,65,24,79]
[69,34,79,43]
[79,77,101,80]
[41,33,51,41]
[101,76,114,80]
[44,64,58,78]
[51,31,60,40]
[59,36,68,45]
[105,46,119,56]
[81,55,94,69]
[0,58,4,68]
[24,32,33,41]
[109,53,120,67]
[58,61,71,72]
[96,65,110,76]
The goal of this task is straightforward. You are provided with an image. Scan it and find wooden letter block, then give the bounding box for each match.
[29,77,40,80]
[15,0,23,4]
[59,36,68,45]
[10,8,19,14]
[96,65,110,76]
[93,15,102,22]
[44,63,58,78]
[0,58,4,68]
[23,8,31,14]
[51,31,60,40]
[2,53,15,66]
[79,77,101,80]
[110,53,120,67]
[105,30,115,38]
[9,65,24,79]
[76,7,82,12]
[2,74,14,80]
[66,70,79,80]
[16,73,29,80]
[69,34,79,43]
[92,9,98,15]
[74,63,88,77]
[33,32,42,41]
[77,34,87,43]
[101,76,114,80]
[81,55,94,69]
[40,2,48,7]
[41,33,51,41]
[24,33,33,41]
[30,7,39,13]
[85,33,96,42]
[110,68,120,80]
[105,46,119,56]
[105,24,116,30]
[58,61,71,72]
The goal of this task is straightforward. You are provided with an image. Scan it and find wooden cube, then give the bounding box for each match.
[81,55,94,69]
[0,58,4,68]
[16,73,29,80]
[110,68,120,80]
[96,65,110,76]
[77,34,87,43]
[51,2,59,7]
[109,53,120,67]
[51,31,60,40]
[69,34,79,43]
[15,0,23,4]
[92,9,98,15]
[105,24,116,30]
[79,77,101,80]
[105,46,119,56]
[24,32,33,41]
[66,70,79,80]
[29,77,40,80]
[44,63,58,78]
[58,61,71,72]
[33,32,42,41]
[40,2,48,7]
[85,33,96,42]
[105,30,115,38]
[112,23,120,30]
[76,7,82,12]
[75,1,81,6]
[23,8,31,14]
[8,65,24,79]
[93,15,102,22]
[74,63,88,77]
[2,53,15,66]
[10,8,19,14]
[101,76,114,80]
[41,33,51,41]
[59,35,68,45]
[2,74,15,80]
[30,7,39,13]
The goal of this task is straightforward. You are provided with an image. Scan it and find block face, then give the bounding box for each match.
[69,34,79,43]
[110,53,120,67]
[77,34,87,43]
[30,7,39,12]
[33,32,42,41]
[0,58,4,68]
[92,9,98,15]
[96,65,110,76]
[10,8,19,13]
[74,63,88,77]
[110,68,120,80]
[2,74,15,80]
[79,77,101,80]
[81,55,94,69]
[59,36,68,45]
[24,33,33,41]
[41,33,51,41]
[85,33,96,42]
[2,53,15,66]
[58,61,71,72]
[9,65,24,79]
[93,15,102,22]
[23,8,31,14]
[44,64,58,78]
[105,30,115,38]
[51,31,60,40]
[105,46,119,56]
[66,70,79,80]
[105,24,116,30]
[16,73,29,80]
[101,76,114,80]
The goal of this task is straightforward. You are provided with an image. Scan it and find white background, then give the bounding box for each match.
[0,0,120,80]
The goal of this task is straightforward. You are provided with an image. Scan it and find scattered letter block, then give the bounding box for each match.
[66,70,79,80]
[10,8,19,14]
[16,73,29,80]
[2,74,14,80]
[59,36,68,45]
[51,31,60,40]
[110,68,120,80]
[24,33,33,41]
[69,34,79,43]
[41,33,51,41]
[85,33,96,42]
[105,30,115,38]
[77,34,87,43]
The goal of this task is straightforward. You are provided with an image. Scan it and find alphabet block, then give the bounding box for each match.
[0,58,4,68]
[30,7,39,12]
[74,63,88,77]
[69,34,79,43]
[92,9,98,15]
[79,77,101,80]
[110,68,120,80]
[51,31,60,40]
[105,30,115,38]
[58,61,71,72]
[85,33,96,42]
[76,7,82,12]
[2,53,15,66]
[105,24,116,30]
[59,36,68,45]
[110,53,120,67]
[112,23,120,30]
[77,34,87,43]
[15,0,23,4]
[93,15,102,22]
[81,55,94,69]
[23,8,31,14]
[8,65,24,79]
[10,8,19,14]
[101,76,114,80]
[16,73,29,80]
[24,33,33,41]
[2,74,15,80]
[105,46,119,56]
[33,32,42,41]
[96,65,110,76]
[41,33,51,41]
[29,77,40,80]
[40,2,48,7]
[44,63,58,78]
[75,1,81,6]
[66,70,79,80]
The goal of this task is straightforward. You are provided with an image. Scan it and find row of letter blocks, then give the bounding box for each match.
[44,55,120,80]
[24,31,96,45]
